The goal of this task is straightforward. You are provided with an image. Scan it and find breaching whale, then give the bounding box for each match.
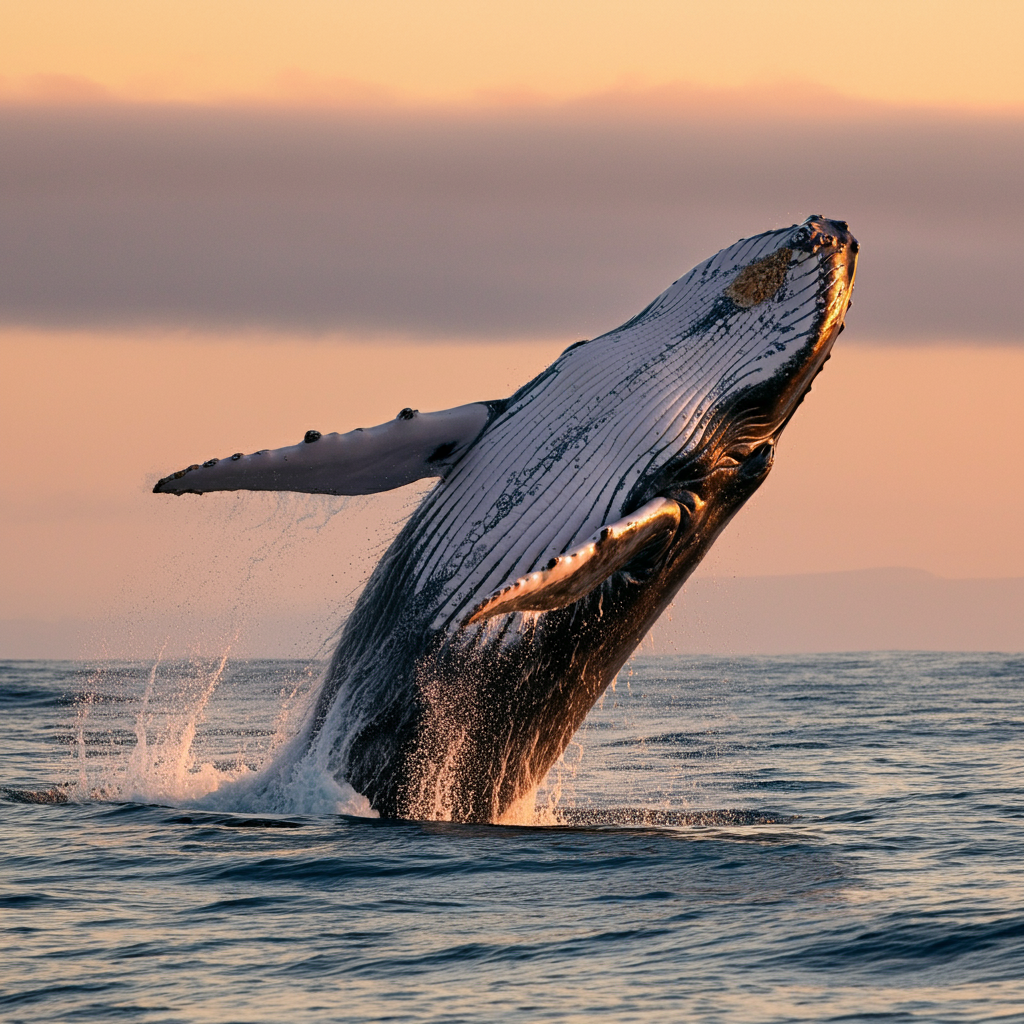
[155,215,858,822]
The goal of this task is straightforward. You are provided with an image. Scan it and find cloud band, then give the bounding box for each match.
[1,105,1020,341]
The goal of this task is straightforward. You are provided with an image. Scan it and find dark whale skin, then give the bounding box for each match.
[308,217,858,822]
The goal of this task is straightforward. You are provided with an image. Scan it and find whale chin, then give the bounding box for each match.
[155,215,858,823]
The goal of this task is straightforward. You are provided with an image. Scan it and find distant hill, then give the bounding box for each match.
[2,568,1021,659]
[649,568,1024,655]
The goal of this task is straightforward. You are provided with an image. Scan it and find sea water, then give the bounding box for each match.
[1,652,1022,1023]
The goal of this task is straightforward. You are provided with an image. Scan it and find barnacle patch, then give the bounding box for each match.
[725,247,792,308]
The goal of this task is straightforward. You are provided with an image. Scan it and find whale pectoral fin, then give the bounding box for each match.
[463,497,682,626]
[153,402,494,496]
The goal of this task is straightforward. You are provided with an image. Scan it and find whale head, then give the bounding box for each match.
[610,215,858,598]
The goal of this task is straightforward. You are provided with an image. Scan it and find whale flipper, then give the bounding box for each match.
[463,497,682,625]
[153,402,494,496]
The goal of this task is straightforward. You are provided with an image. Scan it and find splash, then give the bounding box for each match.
[59,649,746,827]
[61,647,591,823]
[66,652,374,817]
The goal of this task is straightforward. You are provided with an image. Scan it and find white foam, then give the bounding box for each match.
[67,652,377,818]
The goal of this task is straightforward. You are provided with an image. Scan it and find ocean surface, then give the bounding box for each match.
[1,652,1022,1023]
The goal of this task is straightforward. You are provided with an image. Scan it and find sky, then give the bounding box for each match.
[1,1,1022,657]
[2,0,1022,110]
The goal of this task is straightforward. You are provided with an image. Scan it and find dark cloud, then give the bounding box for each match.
[0,104,1020,340]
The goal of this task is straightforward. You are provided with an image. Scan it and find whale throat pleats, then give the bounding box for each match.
[152,402,494,496]
[463,496,682,625]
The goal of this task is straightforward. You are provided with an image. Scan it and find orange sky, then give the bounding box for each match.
[2,0,1022,111]
[1,1,1022,655]
[3,331,1022,649]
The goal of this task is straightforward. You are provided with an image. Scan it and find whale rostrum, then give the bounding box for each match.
[155,215,858,823]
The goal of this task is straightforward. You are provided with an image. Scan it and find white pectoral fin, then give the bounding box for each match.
[153,403,493,496]
[463,497,682,626]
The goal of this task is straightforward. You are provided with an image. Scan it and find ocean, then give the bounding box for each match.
[1,652,1022,1023]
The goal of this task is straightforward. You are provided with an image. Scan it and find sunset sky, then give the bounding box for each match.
[2,0,1022,110]
[1,1,1021,657]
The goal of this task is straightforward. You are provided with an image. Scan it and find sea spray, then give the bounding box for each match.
[63,653,375,816]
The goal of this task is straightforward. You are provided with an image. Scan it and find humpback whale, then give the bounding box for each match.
[155,215,858,822]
